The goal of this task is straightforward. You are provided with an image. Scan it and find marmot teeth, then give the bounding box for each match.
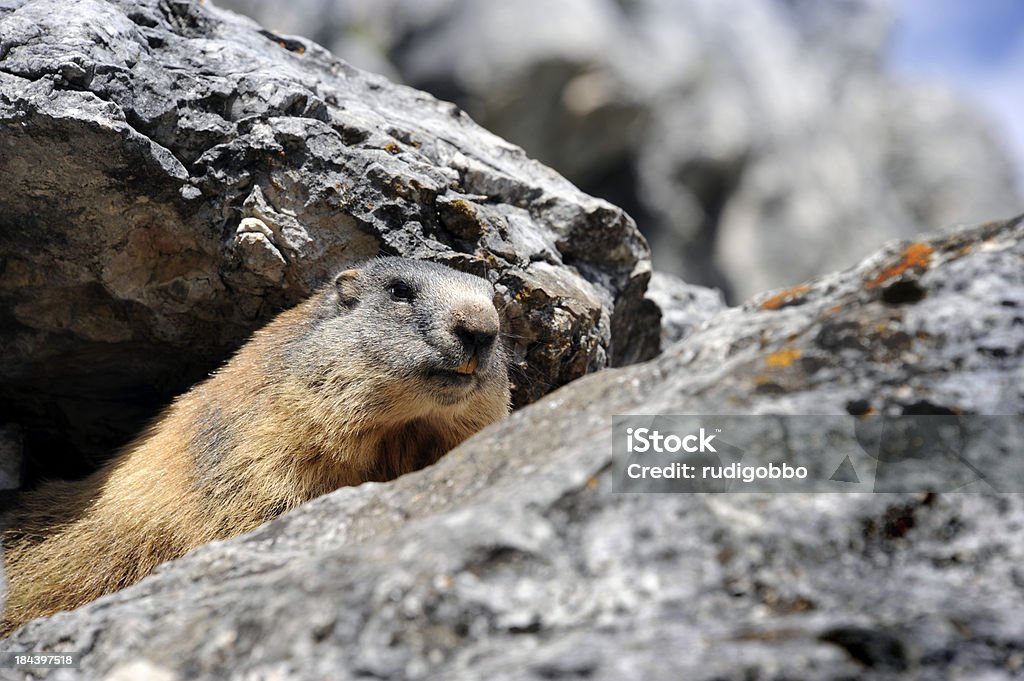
[455,356,479,375]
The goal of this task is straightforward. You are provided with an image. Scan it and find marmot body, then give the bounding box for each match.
[1,257,510,635]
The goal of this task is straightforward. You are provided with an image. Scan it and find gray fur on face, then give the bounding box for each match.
[296,257,508,411]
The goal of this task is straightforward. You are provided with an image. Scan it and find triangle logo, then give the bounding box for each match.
[829,455,860,483]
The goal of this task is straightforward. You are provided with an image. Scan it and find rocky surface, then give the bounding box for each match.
[0,0,658,478]
[644,271,726,351]
[220,0,1023,299]
[4,217,1022,680]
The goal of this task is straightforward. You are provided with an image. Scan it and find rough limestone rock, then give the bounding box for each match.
[220,0,1023,299]
[0,0,658,477]
[644,271,726,351]
[6,217,1022,680]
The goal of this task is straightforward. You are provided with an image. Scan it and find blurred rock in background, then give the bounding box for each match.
[218,0,1023,301]
[644,272,726,352]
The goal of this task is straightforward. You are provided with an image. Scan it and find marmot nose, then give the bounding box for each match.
[454,323,497,355]
[450,298,499,357]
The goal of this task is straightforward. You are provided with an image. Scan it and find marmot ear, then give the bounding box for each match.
[334,269,361,307]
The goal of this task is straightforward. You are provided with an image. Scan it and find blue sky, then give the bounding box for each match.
[888,0,1024,192]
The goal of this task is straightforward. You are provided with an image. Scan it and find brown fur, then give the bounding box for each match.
[1,258,510,635]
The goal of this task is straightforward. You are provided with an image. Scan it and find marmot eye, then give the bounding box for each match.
[388,280,415,301]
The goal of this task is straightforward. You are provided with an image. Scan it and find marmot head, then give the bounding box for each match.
[294,257,510,421]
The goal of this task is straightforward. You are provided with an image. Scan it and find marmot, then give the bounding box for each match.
[0,257,510,635]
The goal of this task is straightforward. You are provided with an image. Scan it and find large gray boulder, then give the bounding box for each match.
[0,0,658,477]
[6,216,1022,679]
[220,0,1024,299]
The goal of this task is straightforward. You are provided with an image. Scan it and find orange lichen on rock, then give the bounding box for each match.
[765,347,801,368]
[760,285,811,310]
[866,243,933,289]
